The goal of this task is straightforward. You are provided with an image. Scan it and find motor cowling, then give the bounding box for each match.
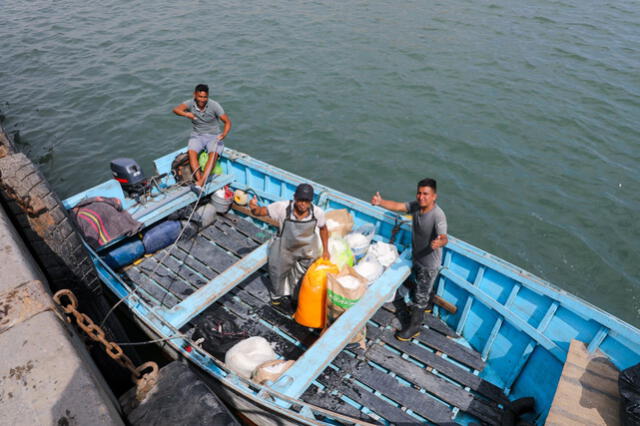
[110,158,147,197]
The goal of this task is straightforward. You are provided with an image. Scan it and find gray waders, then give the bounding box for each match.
[268,202,319,302]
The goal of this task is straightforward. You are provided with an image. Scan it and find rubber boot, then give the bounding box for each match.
[424,299,435,314]
[395,306,424,341]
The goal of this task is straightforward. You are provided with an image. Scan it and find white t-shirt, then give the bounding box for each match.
[266,200,326,229]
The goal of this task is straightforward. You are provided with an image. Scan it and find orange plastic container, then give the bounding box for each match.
[294,259,339,328]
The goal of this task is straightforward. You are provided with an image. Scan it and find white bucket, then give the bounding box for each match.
[346,224,376,259]
[212,189,232,213]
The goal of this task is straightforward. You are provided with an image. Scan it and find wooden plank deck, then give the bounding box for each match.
[372,307,486,371]
[546,339,620,426]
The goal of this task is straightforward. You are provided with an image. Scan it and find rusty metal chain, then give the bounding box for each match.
[53,289,158,397]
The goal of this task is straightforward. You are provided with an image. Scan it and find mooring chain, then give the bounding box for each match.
[53,289,159,397]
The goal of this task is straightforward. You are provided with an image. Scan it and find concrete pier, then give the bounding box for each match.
[0,202,124,425]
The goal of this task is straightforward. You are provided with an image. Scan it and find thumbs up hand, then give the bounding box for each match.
[371,192,382,206]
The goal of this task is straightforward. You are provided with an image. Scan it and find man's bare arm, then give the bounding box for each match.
[218,114,232,140]
[173,103,195,120]
[249,197,268,217]
[371,191,408,212]
[319,225,329,260]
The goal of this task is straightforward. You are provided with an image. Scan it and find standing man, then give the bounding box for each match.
[371,178,448,341]
[249,183,330,314]
[173,84,232,191]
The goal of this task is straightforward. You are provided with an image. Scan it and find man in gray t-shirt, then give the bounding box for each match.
[173,84,232,190]
[371,178,448,341]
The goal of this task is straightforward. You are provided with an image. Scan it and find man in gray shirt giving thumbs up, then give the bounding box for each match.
[371,178,448,341]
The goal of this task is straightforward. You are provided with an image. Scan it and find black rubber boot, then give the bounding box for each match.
[395,306,424,341]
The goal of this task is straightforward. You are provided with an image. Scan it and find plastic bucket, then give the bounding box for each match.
[193,203,217,228]
[212,189,233,213]
[346,223,376,259]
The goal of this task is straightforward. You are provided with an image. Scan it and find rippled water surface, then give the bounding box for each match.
[1,0,639,326]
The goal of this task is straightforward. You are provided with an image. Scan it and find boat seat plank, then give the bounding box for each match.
[365,343,502,425]
[301,385,379,424]
[137,257,200,297]
[382,302,458,337]
[372,308,485,371]
[132,175,234,226]
[366,325,508,405]
[125,267,180,308]
[331,351,455,424]
[547,339,620,426]
[166,242,268,328]
[217,212,272,243]
[200,222,259,257]
[315,362,423,424]
[177,235,238,274]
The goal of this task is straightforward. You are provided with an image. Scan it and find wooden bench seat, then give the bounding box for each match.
[546,339,620,425]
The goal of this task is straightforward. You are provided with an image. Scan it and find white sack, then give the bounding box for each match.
[354,256,384,283]
[367,242,399,267]
[225,336,277,379]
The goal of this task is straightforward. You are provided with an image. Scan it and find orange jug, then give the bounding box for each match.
[294,259,339,328]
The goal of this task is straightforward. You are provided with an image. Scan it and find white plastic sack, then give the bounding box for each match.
[367,242,399,267]
[354,255,384,284]
[225,336,277,379]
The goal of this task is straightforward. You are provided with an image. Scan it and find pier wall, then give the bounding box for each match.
[0,201,124,425]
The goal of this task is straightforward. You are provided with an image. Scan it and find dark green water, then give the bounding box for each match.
[2,0,639,326]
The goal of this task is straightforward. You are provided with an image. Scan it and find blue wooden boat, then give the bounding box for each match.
[63,147,640,425]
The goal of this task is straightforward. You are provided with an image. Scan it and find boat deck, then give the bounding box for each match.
[121,212,508,424]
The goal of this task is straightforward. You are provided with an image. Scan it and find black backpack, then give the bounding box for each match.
[191,312,248,360]
[171,152,194,184]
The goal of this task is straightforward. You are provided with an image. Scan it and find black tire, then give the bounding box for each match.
[0,152,140,392]
[0,153,100,292]
[124,361,240,426]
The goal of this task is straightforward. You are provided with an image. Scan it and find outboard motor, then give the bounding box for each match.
[110,158,147,198]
